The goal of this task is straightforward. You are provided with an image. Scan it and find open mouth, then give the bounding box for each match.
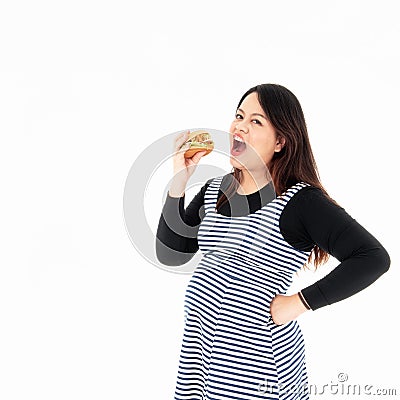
[231,134,247,156]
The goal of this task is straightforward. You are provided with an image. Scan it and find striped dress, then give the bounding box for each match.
[174,175,313,400]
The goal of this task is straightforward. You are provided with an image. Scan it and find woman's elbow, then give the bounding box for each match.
[155,237,195,267]
[378,245,391,274]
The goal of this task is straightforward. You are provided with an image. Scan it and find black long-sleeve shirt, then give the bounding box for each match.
[156,173,390,311]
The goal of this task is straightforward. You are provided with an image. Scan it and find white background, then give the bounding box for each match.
[1,0,399,399]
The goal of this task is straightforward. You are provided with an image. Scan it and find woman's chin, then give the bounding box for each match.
[229,155,246,170]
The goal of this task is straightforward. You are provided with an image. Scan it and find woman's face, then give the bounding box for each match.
[229,92,284,172]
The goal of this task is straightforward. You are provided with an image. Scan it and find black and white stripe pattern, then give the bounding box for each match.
[174,175,312,399]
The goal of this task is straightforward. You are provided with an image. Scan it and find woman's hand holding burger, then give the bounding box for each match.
[169,131,207,198]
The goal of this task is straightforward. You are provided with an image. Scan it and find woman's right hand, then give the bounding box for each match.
[169,130,207,197]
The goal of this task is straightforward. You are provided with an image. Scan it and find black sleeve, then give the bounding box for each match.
[280,187,391,311]
[155,179,211,266]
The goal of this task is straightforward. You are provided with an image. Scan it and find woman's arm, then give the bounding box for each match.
[155,180,211,266]
[281,187,391,310]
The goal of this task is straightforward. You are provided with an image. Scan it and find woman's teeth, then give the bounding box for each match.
[231,135,247,155]
[234,135,244,142]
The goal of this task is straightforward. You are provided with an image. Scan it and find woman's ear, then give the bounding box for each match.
[274,136,286,153]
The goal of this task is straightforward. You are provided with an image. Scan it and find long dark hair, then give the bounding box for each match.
[217,83,334,268]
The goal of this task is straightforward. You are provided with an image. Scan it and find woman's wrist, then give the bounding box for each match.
[297,291,311,311]
[169,188,185,198]
[270,293,311,325]
[169,180,187,198]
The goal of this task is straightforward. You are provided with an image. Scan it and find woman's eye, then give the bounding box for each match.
[235,114,243,120]
[252,119,262,125]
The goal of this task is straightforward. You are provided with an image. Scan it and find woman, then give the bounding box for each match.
[156,84,390,399]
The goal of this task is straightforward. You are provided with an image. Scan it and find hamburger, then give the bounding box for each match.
[182,130,214,158]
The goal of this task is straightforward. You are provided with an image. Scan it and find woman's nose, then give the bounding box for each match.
[235,121,249,134]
